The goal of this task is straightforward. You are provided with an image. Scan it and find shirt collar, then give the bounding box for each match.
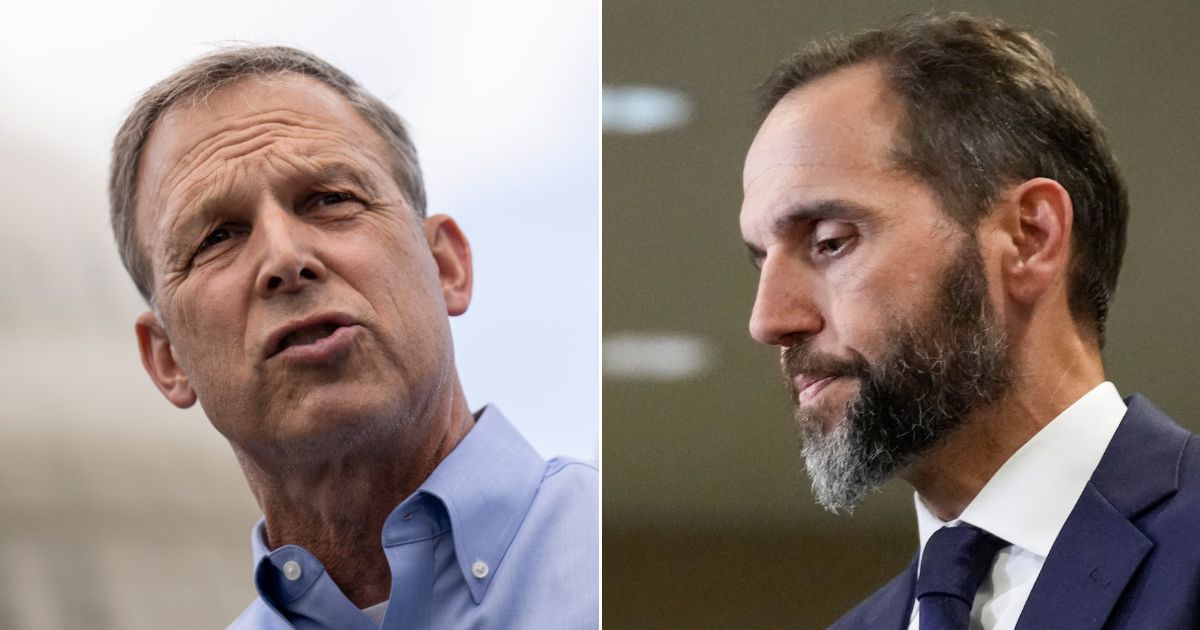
[915,381,1127,559]
[251,405,546,606]
[385,404,545,604]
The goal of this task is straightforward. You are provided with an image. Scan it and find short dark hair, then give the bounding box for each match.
[759,12,1128,345]
[110,45,427,304]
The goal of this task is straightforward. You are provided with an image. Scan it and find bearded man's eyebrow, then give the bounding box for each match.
[771,199,871,233]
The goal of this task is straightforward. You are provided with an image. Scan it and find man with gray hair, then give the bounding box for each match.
[110,46,597,629]
[741,12,1200,629]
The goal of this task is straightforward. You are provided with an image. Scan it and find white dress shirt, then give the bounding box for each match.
[906,382,1127,630]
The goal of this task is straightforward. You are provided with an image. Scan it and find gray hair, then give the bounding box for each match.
[109,45,427,303]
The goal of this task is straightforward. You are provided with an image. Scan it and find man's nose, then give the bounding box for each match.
[254,208,328,298]
[748,256,823,347]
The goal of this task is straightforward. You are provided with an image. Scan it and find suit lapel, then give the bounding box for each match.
[1015,395,1188,630]
[867,556,917,630]
[1014,485,1151,629]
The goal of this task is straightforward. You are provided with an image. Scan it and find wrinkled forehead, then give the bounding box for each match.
[139,73,387,188]
[133,75,392,254]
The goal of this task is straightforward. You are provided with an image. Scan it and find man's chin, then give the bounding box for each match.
[798,418,896,514]
[228,387,403,457]
[794,396,893,515]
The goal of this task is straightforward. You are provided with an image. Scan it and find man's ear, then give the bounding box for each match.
[135,311,197,408]
[998,177,1073,306]
[423,214,473,316]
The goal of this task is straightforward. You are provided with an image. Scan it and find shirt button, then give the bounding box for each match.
[283,560,303,581]
[471,560,489,579]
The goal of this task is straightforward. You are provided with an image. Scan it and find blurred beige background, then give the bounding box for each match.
[1,2,598,628]
[603,1,1200,627]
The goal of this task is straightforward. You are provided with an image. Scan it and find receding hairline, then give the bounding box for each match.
[130,71,414,293]
[746,61,915,195]
[138,71,399,199]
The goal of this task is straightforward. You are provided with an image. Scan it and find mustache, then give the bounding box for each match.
[782,344,870,383]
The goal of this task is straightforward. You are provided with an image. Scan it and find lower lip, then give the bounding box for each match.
[273,325,360,364]
[798,376,840,404]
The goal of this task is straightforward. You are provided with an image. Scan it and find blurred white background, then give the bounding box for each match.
[0,1,598,627]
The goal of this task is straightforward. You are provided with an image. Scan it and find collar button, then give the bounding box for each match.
[282,560,302,581]
[471,559,489,579]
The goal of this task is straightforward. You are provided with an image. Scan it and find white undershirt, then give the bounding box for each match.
[907,381,1127,630]
[361,600,388,625]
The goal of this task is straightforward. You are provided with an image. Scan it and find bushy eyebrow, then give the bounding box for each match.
[742,199,872,267]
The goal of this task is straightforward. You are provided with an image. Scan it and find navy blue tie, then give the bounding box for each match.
[916,525,1009,630]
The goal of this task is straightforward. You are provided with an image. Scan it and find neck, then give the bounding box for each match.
[237,379,474,608]
[902,323,1105,522]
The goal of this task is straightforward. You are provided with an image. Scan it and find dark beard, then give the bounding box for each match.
[786,238,1016,513]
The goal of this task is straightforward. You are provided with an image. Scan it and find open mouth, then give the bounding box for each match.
[265,314,359,360]
[277,323,342,354]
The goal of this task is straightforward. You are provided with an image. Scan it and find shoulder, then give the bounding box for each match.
[226,598,289,630]
[1112,398,1200,521]
[478,457,598,627]
[1098,432,1200,624]
[1090,402,1200,618]
[541,456,598,503]
[531,456,599,526]
[544,456,598,487]
[1095,398,1200,542]
[512,455,597,555]
[1178,430,1200,485]
[1139,431,1200,532]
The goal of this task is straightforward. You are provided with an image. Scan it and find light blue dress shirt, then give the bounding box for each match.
[227,406,598,629]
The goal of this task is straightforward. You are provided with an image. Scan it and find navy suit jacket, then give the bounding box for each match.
[830,395,1200,630]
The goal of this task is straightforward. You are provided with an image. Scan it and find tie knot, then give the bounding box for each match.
[916,525,1009,604]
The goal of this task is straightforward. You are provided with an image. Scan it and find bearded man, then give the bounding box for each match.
[740,13,1200,630]
[108,46,597,629]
